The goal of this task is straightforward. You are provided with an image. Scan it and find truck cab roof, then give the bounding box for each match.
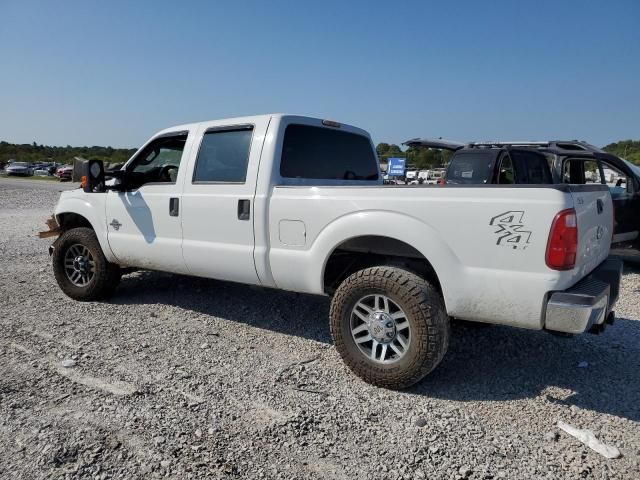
[155,114,371,140]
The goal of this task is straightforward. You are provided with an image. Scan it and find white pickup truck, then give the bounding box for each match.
[44,114,622,389]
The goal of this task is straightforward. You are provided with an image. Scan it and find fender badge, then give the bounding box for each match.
[110,219,122,231]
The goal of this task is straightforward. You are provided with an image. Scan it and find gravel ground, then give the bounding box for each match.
[1,178,639,480]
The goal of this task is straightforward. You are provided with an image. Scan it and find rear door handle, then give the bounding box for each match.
[169,197,179,217]
[237,199,250,220]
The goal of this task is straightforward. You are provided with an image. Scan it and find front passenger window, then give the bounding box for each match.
[127,134,187,188]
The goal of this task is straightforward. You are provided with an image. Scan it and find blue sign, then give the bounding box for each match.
[387,157,406,176]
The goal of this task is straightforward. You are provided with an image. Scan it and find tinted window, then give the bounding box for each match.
[193,128,253,183]
[510,150,553,184]
[497,154,514,184]
[280,124,378,180]
[446,152,494,184]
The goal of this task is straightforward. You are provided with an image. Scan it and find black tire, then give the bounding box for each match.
[52,227,121,301]
[330,266,449,389]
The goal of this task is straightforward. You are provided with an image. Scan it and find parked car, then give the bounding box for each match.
[42,114,620,389]
[34,167,51,177]
[5,161,34,176]
[403,139,554,186]
[55,165,73,181]
[422,168,446,185]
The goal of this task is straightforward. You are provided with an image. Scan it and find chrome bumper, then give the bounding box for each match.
[545,258,623,334]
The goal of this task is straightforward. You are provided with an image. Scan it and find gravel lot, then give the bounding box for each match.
[1,177,639,479]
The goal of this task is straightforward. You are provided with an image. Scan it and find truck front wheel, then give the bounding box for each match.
[330,266,449,389]
[52,227,121,301]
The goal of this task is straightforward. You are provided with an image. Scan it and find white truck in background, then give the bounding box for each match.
[44,114,622,389]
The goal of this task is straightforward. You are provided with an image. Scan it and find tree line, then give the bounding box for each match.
[377,140,640,169]
[0,141,136,165]
[602,140,640,165]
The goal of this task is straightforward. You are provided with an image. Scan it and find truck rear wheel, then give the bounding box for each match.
[330,266,449,389]
[52,227,121,301]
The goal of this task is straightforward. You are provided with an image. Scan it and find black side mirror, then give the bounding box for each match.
[76,159,105,193]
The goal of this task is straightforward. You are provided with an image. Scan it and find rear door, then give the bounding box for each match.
[597,158,640,243]
[180,117,270,284]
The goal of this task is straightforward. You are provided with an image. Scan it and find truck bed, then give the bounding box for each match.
[266,184,612,329]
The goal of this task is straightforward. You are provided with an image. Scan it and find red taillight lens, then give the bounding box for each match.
[546,208,578,270]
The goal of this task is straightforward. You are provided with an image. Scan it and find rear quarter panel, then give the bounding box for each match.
[268,185,578,329]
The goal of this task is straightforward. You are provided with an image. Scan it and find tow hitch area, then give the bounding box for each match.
[545,258,622,335]
[588,310,616,334]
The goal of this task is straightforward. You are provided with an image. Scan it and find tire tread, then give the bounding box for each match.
[330,266,449,389]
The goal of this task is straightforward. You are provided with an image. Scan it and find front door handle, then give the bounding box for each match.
[169,197,179,217]
[237,199,250,220]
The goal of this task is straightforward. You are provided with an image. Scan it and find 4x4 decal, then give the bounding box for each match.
[489,211,531,250]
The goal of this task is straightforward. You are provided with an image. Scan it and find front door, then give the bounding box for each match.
[106,131,193,274]
[180,118,269,284]
[598,159,640,244]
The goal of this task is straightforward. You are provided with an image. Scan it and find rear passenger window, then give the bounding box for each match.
[510,150,553,184]
[280,124,379,180]
[193,127,253,183]
[563,159,600,184]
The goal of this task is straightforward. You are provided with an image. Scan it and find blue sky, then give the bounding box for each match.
[0,0,638,148]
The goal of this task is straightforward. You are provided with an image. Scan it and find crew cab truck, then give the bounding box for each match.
[45,115,622,389]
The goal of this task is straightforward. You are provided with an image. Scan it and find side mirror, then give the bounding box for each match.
[76,159,105,193]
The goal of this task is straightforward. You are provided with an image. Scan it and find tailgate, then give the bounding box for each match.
[570,185,612,275]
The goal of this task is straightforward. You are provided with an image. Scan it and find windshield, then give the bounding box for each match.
[12,162,28,167]
[622,159,640,177]
[446,152,493,184]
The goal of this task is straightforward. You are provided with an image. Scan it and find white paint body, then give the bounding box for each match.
[53,114,613,330]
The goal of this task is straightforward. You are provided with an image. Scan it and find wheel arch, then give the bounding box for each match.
[53,196,116,263]
[323,235,443,295]
[56,212,94,231]
[307,210,461,312]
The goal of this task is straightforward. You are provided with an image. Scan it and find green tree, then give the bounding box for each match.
[376,143,390,156]
[603,140,640,165]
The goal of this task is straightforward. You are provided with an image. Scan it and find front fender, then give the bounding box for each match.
[53,193,116,263]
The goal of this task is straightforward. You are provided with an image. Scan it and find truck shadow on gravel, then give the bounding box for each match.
[412,318,640,422]
[112,270,640,423]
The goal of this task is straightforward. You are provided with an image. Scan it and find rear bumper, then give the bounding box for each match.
[544,258,623,334]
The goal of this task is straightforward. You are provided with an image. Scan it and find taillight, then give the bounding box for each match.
[546,208,578,270]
